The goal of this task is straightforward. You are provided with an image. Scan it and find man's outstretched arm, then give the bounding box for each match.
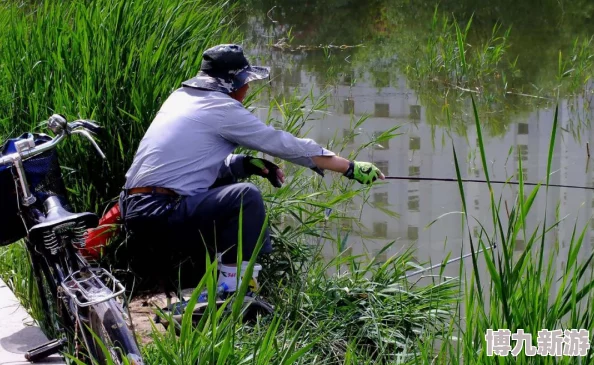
[218,104,336,171]
[218,103,385,183]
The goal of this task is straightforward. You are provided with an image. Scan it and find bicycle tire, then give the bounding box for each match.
[25,249,83,362]
[85,299,144,365]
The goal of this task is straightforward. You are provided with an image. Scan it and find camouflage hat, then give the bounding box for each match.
[182,44,270,94]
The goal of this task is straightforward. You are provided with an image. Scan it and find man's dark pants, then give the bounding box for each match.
[118,182,272,285]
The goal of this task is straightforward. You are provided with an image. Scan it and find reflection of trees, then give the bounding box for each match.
[240,0,594,79]
[235,0,594,137]
[237,0,383,45]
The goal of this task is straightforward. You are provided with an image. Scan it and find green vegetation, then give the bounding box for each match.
[0,240,47,328]
[0,0,237,212]
[417,99,594,363]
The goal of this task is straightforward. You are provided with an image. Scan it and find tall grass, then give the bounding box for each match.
[135,235,459,364]
[0,0,238,212]
[0,241,47,327]
[404,8,515,91]
[67,211,320,365]
[410,97,594,364]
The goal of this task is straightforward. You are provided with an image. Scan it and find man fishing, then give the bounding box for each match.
[119,44,384,300]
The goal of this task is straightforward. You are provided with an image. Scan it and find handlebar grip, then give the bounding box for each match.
[48,115,102,135]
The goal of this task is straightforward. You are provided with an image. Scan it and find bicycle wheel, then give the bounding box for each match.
[32,248,83,337]
[84,299,144,365]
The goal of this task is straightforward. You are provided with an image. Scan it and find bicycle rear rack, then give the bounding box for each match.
[61,266,125,307]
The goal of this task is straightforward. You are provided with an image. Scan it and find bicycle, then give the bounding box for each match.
[0,114,144,364]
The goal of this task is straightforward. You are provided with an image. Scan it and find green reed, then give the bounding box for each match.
[406,97,594,364]
[0,0,238,213]
[0,241,48,330]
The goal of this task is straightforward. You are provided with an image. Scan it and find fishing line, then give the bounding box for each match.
[383,176,594,191]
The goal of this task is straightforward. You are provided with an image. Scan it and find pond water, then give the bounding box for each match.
[234,0,594,284]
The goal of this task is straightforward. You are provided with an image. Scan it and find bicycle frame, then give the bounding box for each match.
[23,211,124,361]
[0,114,139,363]
[6,193,89,358]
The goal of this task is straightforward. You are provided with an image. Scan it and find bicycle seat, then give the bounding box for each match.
[29,196,98,240]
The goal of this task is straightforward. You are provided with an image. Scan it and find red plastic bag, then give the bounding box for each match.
[82,202,121,260]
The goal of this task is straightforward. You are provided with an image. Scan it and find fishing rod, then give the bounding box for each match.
[401,243,496,280]
[384,176,594,191]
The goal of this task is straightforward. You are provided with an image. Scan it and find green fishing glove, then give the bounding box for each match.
[244,156,283,188]
[343,161,383,185]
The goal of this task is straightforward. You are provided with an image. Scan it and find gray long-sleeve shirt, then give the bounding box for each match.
[123,86,335,196]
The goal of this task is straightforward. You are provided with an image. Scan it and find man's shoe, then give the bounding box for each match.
[156,286,274,333]
[197,283,229,302]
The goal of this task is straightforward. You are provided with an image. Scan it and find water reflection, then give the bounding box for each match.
[250,66,594,285]
[236,2,594,286]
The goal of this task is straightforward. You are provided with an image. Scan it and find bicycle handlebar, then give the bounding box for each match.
[0,114,106,206]
[0,114,106,167]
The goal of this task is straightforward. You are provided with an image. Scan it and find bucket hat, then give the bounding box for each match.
[182,44,270,94]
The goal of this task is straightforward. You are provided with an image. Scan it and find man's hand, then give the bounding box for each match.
[343,161,385,185]
[244,156,285,188]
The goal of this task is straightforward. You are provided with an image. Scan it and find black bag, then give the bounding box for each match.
[0,132,71,246]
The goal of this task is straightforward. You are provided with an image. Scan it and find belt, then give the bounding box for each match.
[126,186,178,196]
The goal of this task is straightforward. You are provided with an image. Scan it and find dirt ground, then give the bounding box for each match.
[124,287,274,346]
[125,288,195,345]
